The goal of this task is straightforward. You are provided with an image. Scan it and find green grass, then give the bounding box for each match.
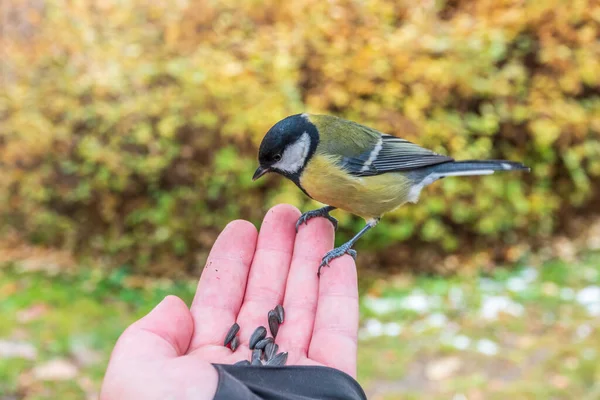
[1,253,599,399]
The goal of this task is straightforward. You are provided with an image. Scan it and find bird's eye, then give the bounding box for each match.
[273,154,282,162]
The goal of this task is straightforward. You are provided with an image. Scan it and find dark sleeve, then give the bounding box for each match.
[212,364,367,400]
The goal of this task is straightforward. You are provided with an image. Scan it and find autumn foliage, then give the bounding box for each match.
[1,0,599,274]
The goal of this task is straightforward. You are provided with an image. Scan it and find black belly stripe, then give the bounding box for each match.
[292,175,314,199]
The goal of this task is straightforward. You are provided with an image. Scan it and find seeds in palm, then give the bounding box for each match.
[251,349,263,365]
[268,310,279,338]
[265,351,288,366]
[264,342,278,361]
[275,304,284,323]
[249,326,267,349]
[254,337,273,350]
[230,336,240,352]
[224,322,240,347]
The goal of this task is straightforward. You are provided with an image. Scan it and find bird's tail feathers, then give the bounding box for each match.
[406,160,529,203]
[429,160,530,178]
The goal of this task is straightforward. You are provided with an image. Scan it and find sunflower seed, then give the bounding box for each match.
[251,348,263,365]
[268,310,279,338]
[224,323,240,347]
[264,342,278,361]
[254,337,273,350]
[234,359,250,366]
[275,304,284,323]
[251,358,263,366]
[249,326,267,349]
[265,351,288,366]
[230,336,240,352]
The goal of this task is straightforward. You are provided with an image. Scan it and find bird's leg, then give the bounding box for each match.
[318,218,380,277]
[296,206,338,232]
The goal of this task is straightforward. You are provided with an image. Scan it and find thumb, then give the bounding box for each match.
[111,295,194,362]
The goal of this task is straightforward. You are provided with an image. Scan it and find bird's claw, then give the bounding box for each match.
[295,209,338,232]
[295,214,310,232]
[317,245,357,277]
[347,249,357,260]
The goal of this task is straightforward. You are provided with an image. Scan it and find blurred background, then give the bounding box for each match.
[1,0,599,398]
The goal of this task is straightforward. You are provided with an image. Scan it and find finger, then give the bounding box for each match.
[276,217,335,363]
[309,255,359,378]
[109,296,193,362]
[189,220,258,350]
[236,204,300,346]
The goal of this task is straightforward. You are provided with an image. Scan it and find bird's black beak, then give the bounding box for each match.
[252,166,270,181]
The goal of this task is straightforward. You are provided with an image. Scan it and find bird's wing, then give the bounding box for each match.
[311,115,453,176]
[345,134,454,176]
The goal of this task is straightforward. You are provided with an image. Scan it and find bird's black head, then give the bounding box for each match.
[253,114,319,183]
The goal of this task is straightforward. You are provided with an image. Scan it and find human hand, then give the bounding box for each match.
[100,204,359,400]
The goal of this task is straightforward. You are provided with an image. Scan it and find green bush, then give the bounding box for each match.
[1,0,599,274]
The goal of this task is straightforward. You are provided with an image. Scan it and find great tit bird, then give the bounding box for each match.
[253,114,529,276]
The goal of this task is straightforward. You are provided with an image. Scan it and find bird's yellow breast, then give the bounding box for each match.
[300,154,413,220]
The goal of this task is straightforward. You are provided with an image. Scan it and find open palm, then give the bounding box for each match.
[101,204,359,400]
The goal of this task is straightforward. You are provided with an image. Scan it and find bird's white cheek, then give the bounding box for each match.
[273,132,311,174]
